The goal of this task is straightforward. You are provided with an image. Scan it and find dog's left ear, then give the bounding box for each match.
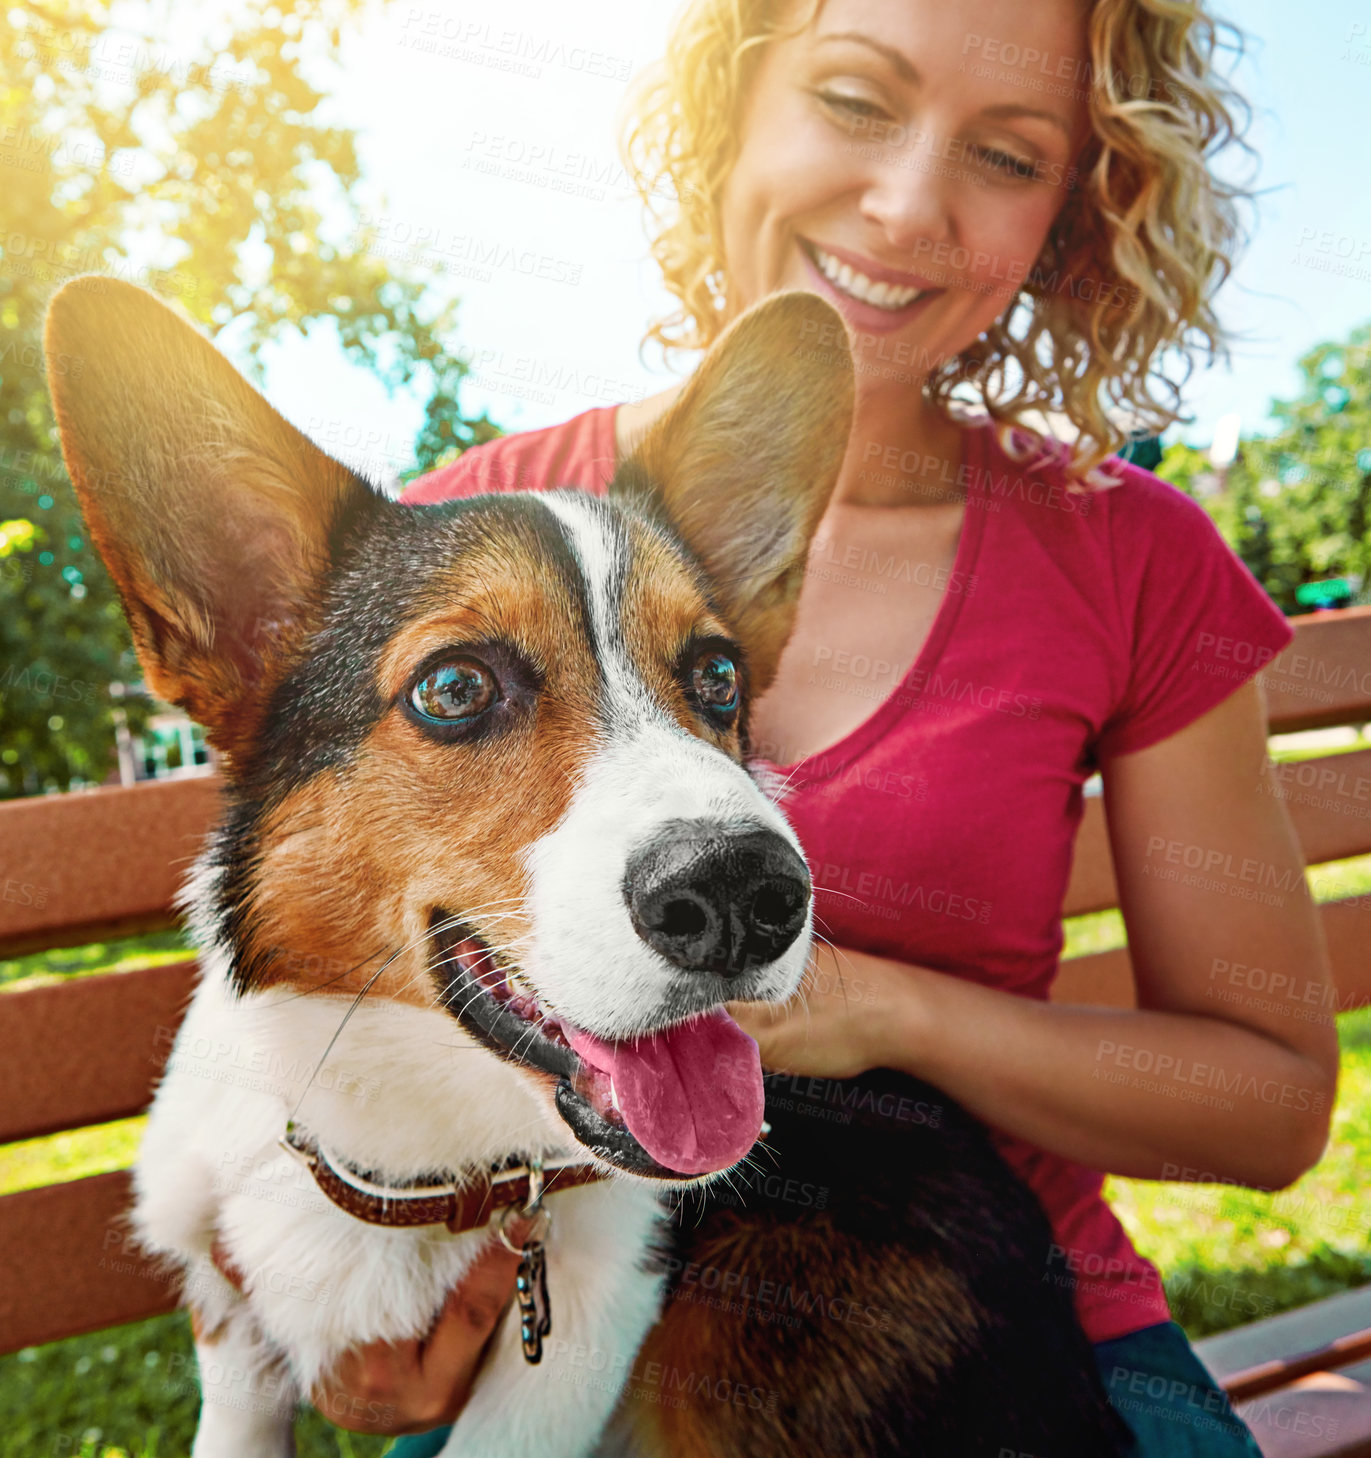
[44,276,369,766]
[612,290,854,698]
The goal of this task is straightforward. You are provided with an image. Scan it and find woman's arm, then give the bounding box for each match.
[730,678,1340,1190]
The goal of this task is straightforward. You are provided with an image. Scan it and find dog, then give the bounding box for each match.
[45,276,1127,1458]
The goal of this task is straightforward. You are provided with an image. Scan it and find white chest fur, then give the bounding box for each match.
[133,954,672,1458]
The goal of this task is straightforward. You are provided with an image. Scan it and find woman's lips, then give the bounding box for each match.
[793,239,945,335]
[801,237,941,299]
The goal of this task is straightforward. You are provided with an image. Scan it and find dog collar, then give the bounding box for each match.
[279,1123,609,1234]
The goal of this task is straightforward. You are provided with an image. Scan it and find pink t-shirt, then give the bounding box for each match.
[402,406,1295,1343]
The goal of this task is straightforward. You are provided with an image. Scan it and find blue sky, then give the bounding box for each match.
[247,0,1371,484]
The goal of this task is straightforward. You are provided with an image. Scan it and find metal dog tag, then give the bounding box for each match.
[497,1157,554,1365]
[515,1236,552,1363]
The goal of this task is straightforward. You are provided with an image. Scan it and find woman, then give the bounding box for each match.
[310,1,1340,1451]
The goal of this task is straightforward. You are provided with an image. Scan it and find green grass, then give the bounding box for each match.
[0,928,191,993]
[0,1313,392,1457]
[0,1119,146,1196]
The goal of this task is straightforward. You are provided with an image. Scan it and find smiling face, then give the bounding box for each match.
[720,0,1089,391]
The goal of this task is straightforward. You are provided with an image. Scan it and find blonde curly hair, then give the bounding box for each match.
[619,0,1252,482]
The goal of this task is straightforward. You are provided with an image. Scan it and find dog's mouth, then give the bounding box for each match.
[429,912,766,1185]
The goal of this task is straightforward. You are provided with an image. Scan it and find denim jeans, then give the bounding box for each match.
[386,1318,1262,1457]
[1095,1319,1264,1455]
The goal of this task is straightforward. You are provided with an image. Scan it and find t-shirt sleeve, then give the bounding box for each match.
[398,437,534,505]
[398,407,617,506]
[1093,467,1295,760]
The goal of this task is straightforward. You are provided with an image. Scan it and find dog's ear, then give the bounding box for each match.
[44,276,369,766]
[613,290,854,696]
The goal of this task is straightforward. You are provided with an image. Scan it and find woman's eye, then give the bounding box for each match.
[693,652,740,720]
[978,146,1039,181]
[409,659,498,723]
[816,89,888,129]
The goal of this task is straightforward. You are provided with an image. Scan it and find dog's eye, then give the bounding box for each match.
[409,659,498,723]
[693,651,739,721]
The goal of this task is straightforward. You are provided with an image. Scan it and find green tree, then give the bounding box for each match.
[1160,324,1371,614]
[0,0,496,797]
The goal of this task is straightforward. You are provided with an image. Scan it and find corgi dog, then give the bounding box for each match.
[45,278,1126,1458]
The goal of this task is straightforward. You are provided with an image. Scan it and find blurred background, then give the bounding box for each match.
[1,1,1369,1454]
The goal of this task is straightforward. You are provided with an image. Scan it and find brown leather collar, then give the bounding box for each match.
[280,1124,611,1234]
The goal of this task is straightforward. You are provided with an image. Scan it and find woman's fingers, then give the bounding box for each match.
[307,1214,541,1435]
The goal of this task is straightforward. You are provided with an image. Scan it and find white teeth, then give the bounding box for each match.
[811,244,924,310]
[609,1079,622,1114]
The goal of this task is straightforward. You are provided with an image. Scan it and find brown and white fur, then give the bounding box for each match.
[44,278,858,1458]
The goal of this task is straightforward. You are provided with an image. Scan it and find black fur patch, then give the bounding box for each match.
[653,1067,1134,1457]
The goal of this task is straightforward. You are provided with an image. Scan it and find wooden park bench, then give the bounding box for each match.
[2,604,1371,1457]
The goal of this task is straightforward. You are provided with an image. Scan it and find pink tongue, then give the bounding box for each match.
[562,1009,764,1175]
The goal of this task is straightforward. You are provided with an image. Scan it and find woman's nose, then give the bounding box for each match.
[857,130,957,258]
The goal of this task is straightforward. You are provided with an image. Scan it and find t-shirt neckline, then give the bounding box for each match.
[751,423,990,786]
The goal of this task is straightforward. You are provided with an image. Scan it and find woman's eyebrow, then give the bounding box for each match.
[812,32,1076,141]
[813,30,922,85]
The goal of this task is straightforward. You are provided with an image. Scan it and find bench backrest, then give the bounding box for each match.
[2,606,1370,1354]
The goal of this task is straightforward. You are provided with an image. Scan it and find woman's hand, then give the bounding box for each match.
[726,940,911,1080]
[210,1217,537,1435]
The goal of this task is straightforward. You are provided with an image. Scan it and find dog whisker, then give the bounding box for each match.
[808,882,864,904]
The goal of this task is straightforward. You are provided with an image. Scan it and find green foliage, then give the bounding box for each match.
[1159,323,1371,613]
[0,0,497,798]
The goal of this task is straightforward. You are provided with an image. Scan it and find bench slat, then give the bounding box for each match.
[0,1170,179,1354]
[1235,1380,1371,1458]
[1051,894,1371,1011]
[1222,1329,1371,1403]
[0,960,197,1144]
[1199,1288,1371,1387]
[1064,746,1371,920]
[0,775,221,957]
[1266,606,1371,735]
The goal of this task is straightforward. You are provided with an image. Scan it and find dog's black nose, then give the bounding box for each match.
[623,821,811,978]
